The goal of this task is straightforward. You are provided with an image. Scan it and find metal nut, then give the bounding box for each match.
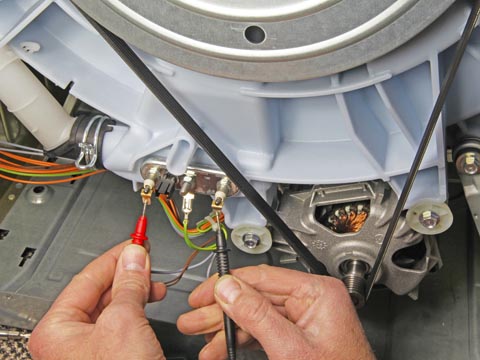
[242,233,261,249]
[456,151,480,175]
[463,152,479,175]
[418,210,440,229]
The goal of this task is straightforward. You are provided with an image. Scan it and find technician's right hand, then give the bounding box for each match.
[178,265,375,360]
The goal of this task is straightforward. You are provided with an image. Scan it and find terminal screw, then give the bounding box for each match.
[180,171,196,196]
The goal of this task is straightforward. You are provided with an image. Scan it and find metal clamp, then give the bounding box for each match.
[75,115,108,170]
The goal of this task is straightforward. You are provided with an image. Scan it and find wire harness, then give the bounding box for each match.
[0,149,103,184]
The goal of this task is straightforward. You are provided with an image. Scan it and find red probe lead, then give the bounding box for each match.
[132,191,150,246]
[131,215,148,246]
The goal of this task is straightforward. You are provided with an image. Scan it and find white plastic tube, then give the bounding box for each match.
[0,46,74,150]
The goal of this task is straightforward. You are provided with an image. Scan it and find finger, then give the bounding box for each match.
[205,332,216,343]
[91,281,167,322]
[149,281,167,302]
[214,275,308,358]
[189,265,315,308]
[178,302,287,336]
[199,329,258,360]
[177,304,224,335]
[100,281,167,309]
[188,274,218,308]
[49,240,131,321]
[110,244,151,310]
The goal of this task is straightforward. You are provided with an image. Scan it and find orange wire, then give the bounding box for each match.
[0,170,105,185]
[0,163,80,174]
[159,195,199,233]
[0,151,61,167]
[168,199,180,219]
[0,157,23,167]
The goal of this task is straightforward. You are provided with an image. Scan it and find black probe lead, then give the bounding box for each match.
[214,213,236,360]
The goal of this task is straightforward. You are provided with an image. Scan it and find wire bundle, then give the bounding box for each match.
[158,194,227,251]
[0,150,104,184]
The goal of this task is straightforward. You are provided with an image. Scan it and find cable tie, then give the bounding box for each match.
[202,215,218,231]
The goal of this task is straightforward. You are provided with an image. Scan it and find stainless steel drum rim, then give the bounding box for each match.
[169,0,342,22]
[74,0,456,81]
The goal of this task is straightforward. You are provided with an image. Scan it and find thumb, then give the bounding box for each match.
[111,244,151,309]
[214,275,305,358]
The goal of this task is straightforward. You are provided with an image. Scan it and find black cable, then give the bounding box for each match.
[215,224,236,360]
[365,0,480,299]
[76,8,326,275]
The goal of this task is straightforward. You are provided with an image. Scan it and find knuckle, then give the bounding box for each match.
[312,275,346,293]
[116,274,149,294]
[325,276,349,295]
[28,323,53,359]
[257,264,271,271]
[238,295,271,326]
[112,275,150,305]
[28,332,41,358]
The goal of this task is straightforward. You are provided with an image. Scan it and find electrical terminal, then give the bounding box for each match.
[212,177,232,211]
[141,179,155,205]
[130,179,155,247]
[180,170,196,221]
[182,192,195,221]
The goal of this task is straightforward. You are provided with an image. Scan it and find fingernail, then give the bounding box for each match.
[215,276,242,304]
[122,244,147,271]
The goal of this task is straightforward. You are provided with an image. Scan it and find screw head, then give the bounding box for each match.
[418,210,440,229]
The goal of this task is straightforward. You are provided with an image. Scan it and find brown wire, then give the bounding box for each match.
[163,236,216,287]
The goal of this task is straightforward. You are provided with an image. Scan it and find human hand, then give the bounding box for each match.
[178,265,375,360]
[28,241,166,360]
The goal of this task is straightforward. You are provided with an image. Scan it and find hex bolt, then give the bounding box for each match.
[242,233,261,249]
[463,152,479,175]
[180,178,193,196]
[341,260,369,308]
[418,210,440,229]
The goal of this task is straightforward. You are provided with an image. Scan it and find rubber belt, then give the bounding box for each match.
[77,9,326,275]
[365,0,480,299]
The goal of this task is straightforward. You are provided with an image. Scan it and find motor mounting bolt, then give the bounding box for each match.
[418,210,440,229]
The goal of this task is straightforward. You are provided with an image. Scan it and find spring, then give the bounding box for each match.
[215,248,231,276]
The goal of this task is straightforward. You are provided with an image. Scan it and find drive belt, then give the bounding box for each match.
[364,0,480,299]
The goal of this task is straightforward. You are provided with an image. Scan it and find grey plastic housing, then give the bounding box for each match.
[1,1,479,228]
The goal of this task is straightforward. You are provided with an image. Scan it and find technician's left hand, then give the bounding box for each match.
[28,241,167,360]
